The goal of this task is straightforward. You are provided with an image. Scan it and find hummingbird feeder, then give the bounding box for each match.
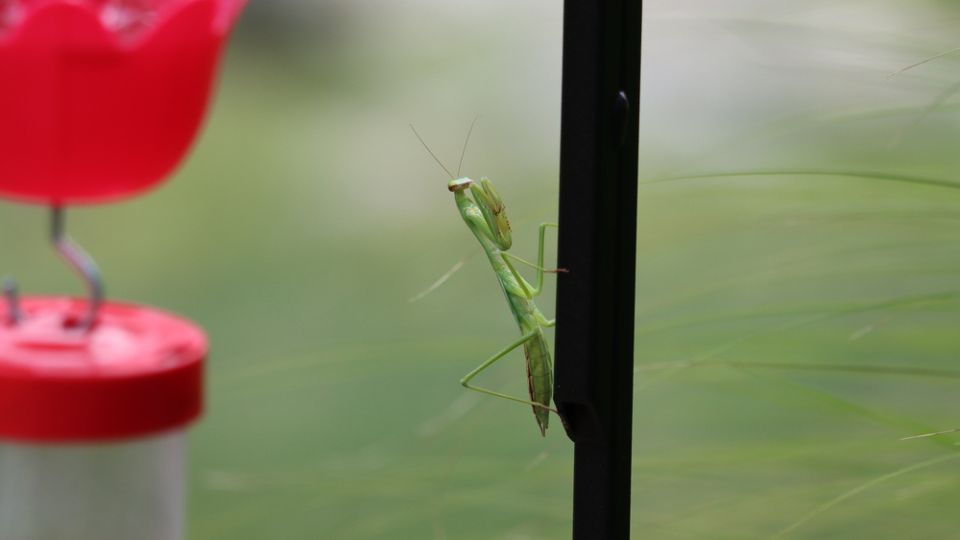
[0,1,245,539]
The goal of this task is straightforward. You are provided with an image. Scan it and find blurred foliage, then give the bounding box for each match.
[3,0,960,538]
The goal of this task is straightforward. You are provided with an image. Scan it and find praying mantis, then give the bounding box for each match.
[412,123,565,436]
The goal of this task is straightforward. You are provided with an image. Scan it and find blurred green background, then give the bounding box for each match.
[4,0,960,538]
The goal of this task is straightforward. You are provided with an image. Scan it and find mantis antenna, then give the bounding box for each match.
[409,124,454,179]
[456,115,479,178]
[406,118,483,304]
[410,118,480,180]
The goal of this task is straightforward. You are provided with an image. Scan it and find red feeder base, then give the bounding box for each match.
[0,297,206,443]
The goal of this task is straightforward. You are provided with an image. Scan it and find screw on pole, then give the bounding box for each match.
[554,0,641,538]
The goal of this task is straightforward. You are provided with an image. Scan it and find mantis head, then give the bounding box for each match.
[410,124,510,248]
[447,177,473,192]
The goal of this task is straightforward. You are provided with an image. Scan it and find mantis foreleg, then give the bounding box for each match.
[460,331,558,413]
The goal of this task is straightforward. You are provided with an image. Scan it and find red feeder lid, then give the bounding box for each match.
[0,297,206,444]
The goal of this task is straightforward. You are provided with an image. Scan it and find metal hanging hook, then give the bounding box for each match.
[3,276,22,325]
[51,206,104,332]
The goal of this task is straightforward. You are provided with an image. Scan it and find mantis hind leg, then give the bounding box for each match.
[460,331,558,413]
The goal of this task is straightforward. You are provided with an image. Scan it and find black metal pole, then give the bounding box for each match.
[554,0,641,538]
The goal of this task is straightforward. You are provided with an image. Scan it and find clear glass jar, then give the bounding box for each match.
[0,432,186,540]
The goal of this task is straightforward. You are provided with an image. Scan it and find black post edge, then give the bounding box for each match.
[554,0,641,538]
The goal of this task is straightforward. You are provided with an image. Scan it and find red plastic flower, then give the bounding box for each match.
[0,0,246,204]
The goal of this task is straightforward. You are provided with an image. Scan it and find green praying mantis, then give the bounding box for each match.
[412,123,566,436]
